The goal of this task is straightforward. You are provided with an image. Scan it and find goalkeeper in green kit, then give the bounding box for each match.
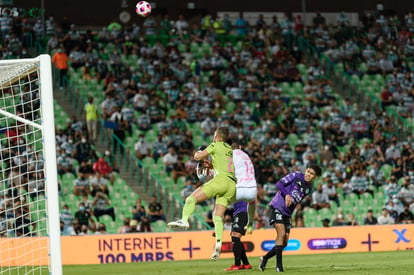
[168,127,236,261]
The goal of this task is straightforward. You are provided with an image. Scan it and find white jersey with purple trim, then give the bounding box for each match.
[233,149,257,201]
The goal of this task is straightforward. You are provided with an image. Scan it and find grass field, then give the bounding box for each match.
[63,250,413,275]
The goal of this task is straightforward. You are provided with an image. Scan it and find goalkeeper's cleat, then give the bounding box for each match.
[167,219,189,230]
[259,256,267,272]
[245,223,253,234]
[211,241,222,261]
[242,264,253,270]
[276,266,284,272]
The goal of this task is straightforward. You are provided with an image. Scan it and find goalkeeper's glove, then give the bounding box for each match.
[198,145,207,151]
[245,223,253,235]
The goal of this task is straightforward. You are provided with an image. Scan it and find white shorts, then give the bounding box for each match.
[236,186,257,202]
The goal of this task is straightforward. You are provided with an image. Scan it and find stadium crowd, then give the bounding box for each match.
[0,6,414,236]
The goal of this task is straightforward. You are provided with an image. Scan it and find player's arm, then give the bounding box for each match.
[194,145,209,161]
[275,172,296,196]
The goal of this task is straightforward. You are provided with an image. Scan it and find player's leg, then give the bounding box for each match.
[225,231,244,271]
[236,212,252,269]
[211,177,236,261]
[225,210,250,271]
[186,185,210,214]
[236,186,257,233]
[246,200,256,233]
[259,207,285,272]
[167,185,209,229]
[211,202,226,261]
[275,218,291,272]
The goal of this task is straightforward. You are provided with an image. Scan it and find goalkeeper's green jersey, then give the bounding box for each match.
[206,141,235,177]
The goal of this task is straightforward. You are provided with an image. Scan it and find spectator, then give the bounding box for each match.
[363,209,378,225]
[134,134,151,160]
[14,208,35,237]
[92,157,114,184]
[84,96,99,144]
[175,14,189,36]
[311,183,331,210]
[56,148,76,176]
[398,205,414,224]
[234,13,249,36]
[332,210,348,226]
[321,218,330,227]
[368,162,386,189]
[94,223,107,234]
[171,155,188,184]
[147,195,166,223]
[137,216,153,232]
[377,208,395,225]
[117,217,131,233]
[78,224,90,235]
[78,160,94,180]
[92,191,115,222]
[181,180,195,201]
[74,202,96,232]
[200,116,216,141]
[51,47,69,89]
[60,204,75,235]
[347,213,359,226]
[132,199,146,222]
[129,219,138,233]
[90,172,110,198]
[398,176,414,206]
[73,173,90,199]
[313,11,326,27]
[385,141,401,165]
[350,169,374,198]
[162,146,178,176]
[109,105,128,155]
[74,135,93,164]
[384,176,400,203]
[322,179,340,207]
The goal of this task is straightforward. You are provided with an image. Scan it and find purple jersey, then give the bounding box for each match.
[269,171,313,217]
[233,200,248,215]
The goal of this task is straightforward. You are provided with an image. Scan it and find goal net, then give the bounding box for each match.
[0,55,62,274]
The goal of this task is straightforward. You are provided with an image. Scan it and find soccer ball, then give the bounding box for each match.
[196,160,214,182]
[135,1,151,17]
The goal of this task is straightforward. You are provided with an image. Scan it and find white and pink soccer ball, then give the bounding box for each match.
[135,1,152,17]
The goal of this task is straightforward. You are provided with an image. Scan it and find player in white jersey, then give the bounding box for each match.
[232,140,257,234]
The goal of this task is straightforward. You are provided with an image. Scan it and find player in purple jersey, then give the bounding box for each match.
[259,164,322,272]
[224,200,253,271]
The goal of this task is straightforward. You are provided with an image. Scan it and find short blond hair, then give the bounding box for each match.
[215,127,230,142]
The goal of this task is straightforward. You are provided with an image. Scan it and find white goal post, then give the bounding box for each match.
[0,55,62,274]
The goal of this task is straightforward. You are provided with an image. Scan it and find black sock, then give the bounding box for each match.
[263,245,277,260]
[232,236,243,266]
[275,245,283,268]
[240,240,249,265]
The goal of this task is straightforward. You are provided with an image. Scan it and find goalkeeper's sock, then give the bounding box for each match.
[213,215,224,244]
[182,195,197,223]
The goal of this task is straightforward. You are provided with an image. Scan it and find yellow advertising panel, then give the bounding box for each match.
[1,224,413,266]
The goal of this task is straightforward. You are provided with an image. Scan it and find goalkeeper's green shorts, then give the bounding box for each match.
[202,174,236,207]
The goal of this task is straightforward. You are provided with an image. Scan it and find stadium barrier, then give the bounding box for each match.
[1,224,413,266]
